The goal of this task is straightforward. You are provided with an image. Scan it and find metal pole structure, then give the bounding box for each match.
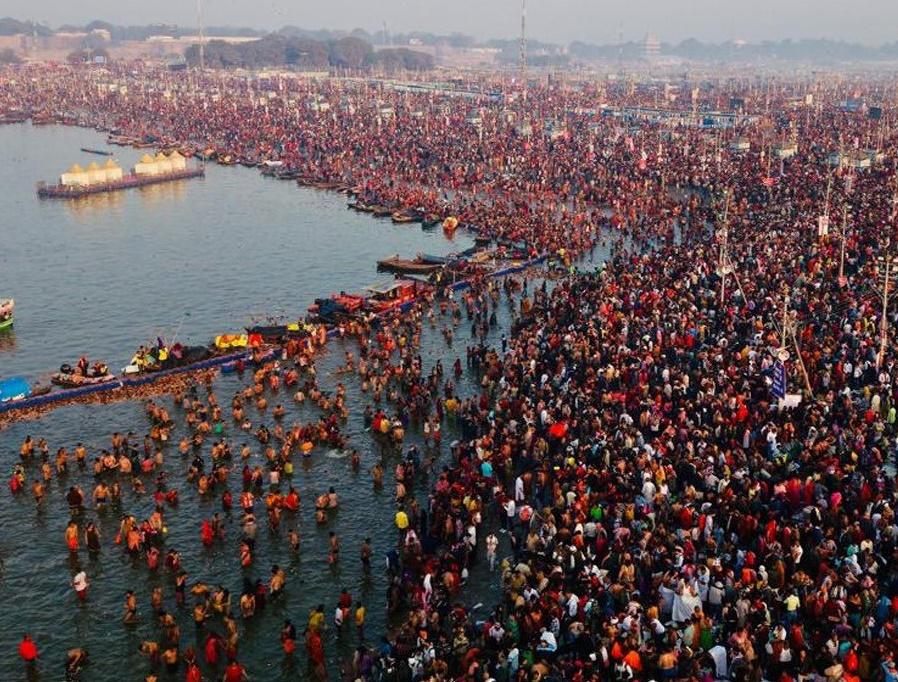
[790,322,814,397]
[839,206,847,282]
[781,293,789,349]
[717,192,730,305]
[196,0,205,72]
[879,249,893,370]
[519,0,527,84]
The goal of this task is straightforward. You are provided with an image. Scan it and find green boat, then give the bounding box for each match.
[0,316,12,331]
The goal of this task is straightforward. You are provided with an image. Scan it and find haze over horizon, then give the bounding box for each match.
[1,0,896,46]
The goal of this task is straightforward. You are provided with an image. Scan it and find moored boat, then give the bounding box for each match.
[364,279,433,313]
[51,371,117,388]
[391,209,421,224]
[376,255,444,275]
[245,321,312,343]
[80,147,113,156]
[307,294,366,323]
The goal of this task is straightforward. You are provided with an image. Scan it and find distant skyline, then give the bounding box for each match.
[2,0,897,45]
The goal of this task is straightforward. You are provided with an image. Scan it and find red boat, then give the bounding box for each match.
[364,279,432,313]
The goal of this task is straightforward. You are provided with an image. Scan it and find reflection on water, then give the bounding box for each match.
[64,189,125,216]
[136,176,190,206]
[0,328,15,352]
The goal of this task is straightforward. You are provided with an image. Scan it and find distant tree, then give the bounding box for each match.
[0,17,52,36]
[370,47,434,71]
[85,20,114,34]
[328,36,372,69]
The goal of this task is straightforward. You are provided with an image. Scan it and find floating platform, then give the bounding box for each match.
[37,167,204,199]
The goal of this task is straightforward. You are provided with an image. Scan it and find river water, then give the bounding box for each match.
[0,122,614,681]
[0,121,512,682]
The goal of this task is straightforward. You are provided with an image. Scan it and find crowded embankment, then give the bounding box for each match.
[2,63,898,682]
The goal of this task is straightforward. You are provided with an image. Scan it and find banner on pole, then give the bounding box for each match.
[772,361,787,399]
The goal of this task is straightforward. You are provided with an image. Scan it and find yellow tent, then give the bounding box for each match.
[86,161,106,184]
[135,154,159,176]
[61,163,88,186]
[168,150,187,171]
[103,157,123,182]
[154,151,173,174]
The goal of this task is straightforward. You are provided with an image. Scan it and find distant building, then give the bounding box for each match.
[643,34,660,60]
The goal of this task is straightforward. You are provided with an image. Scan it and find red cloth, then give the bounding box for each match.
[19,638,37,662]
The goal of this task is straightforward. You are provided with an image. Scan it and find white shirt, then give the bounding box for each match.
[539,630,557,651]
[504,500,516,518]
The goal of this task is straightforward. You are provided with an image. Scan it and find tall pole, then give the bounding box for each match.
[839,206,847,282]
[519,0,527,86]
[879,251,893,371]
[196,0,205,72]
[781,293,789,350]
[717,191,730,305]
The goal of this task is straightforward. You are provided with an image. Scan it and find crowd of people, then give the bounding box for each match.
[4,61,898,682]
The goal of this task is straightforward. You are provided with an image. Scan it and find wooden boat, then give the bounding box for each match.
[417,253,450,265]
[391,210,421,224]
[377,255,444,275]
[348,201,374,212]
[313,181,343,191]
[371,206,394,218]
[80,147,113,156]
[0,111,28,124]
[307,294,366,323]
[364,279,432,313]
[51,371,117,388]
[421,215,441,229]
[245,324,307,342]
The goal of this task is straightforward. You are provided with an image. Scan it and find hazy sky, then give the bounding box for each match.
[2,0,896,45]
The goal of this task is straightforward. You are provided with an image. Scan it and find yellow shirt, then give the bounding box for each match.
[309,610,325,632]
[395,511,409,529]
[355,606,366,625]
